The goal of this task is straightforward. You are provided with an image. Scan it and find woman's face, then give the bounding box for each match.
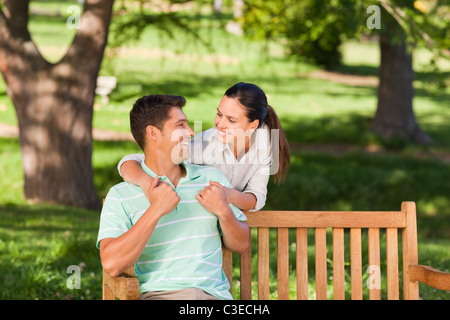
[214,95,259,145]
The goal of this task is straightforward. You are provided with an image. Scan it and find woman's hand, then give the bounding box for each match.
[207,181,236,204]
[207,181,257,211]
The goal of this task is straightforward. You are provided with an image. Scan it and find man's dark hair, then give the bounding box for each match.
[130,94,186,150]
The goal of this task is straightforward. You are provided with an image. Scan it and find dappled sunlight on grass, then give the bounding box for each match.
[0,3,449,300]
[0,203,101,299]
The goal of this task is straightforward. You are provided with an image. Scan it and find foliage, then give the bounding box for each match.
[0,138,449,300]
[381,0,450,51]
[242,0,362,68]
[379,0,450,88]
[242,0,450,71]
[0,1,448,300]
[108,0,215,50]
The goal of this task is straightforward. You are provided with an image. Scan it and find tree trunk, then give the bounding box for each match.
[372,17,432,145]
[0,0,114,209]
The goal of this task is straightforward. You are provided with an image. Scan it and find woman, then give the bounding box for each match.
[117,82,290,211]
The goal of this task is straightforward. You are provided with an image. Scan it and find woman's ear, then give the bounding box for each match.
[250,119,259,131]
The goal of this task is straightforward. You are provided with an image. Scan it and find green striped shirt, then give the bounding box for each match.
[97,161,247,300]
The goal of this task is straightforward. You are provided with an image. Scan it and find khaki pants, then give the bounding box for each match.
[139,288,221,300]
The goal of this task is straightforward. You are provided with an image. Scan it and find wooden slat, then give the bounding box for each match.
[245,211,405,228]
[315,228,327,300]
[332,228,345,300]
[296,228,308,300]
[222,246,233,295]
[350,228,362,300]
[368,228,381,300]
[103,269,139,300]
[122,266,135,278]
[118,276,140,300]
[258,227,270,300]
[386,228,399,300]
[240,233,253,300]
[103,269,115,300]
[401,201,419,300]
[277,228,290,300]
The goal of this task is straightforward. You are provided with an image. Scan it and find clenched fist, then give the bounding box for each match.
[196,181,230,217]
[147,176,180,216]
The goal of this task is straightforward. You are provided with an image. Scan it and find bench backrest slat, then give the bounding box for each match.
[246,211,406,228]
[315,228,328,300]
[387,228,400,299]
[332,228,345,300]
[350,228,363,299]
[368,228,381,299]
[223,201,420,300]
[277,228,290,300]
[296,228,308,300]
[239,240,252,300]
[257,227,270,299]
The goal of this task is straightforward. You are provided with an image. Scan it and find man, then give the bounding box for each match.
[97,94,249,300]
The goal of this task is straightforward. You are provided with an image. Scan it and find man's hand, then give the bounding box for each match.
[196,181,230,217]
[147,176,179,216]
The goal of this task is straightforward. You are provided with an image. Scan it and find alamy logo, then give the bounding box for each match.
[66,265,81,289]
[66,5,81,30]
[170,121,280,176]
[366,5,381,30]
[367,265,381,289]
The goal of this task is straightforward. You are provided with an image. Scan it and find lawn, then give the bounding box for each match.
[0,2,449,300]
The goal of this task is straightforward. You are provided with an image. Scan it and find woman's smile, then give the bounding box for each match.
[217,129,230,137]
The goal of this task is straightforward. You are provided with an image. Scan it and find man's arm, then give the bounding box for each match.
[196,182,250,253]
[100,177,179,276]
[216,208,250,253]
[100,205,163,277]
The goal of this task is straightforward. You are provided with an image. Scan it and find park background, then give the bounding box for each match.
[0,0,448,300]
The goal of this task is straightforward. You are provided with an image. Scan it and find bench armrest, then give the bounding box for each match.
[409,265,450,291]
[103,269,140,300]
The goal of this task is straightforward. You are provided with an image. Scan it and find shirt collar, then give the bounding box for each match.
[140,161,201,183]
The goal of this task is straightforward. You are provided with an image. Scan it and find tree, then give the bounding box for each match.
[240,0,448,145]
[0,0,210,210]
[242,0,364,69]
[0,0,114,209]
[372,1,433,144]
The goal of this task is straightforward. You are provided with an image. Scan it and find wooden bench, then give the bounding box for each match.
[102,201,450,300]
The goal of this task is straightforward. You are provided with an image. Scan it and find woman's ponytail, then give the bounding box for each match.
[264,105,290,184]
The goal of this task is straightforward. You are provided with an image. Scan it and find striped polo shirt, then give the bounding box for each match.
[96,161,247,300]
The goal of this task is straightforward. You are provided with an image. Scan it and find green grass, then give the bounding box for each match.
[0,138,140,300]
[0,4,449,300]
[1,137,448,300]
[0,203,100,300]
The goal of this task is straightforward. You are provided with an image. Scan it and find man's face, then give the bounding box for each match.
[159,107,194,164]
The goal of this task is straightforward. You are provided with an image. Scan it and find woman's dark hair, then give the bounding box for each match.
[130,94,186,151]
[224,82,290,183]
